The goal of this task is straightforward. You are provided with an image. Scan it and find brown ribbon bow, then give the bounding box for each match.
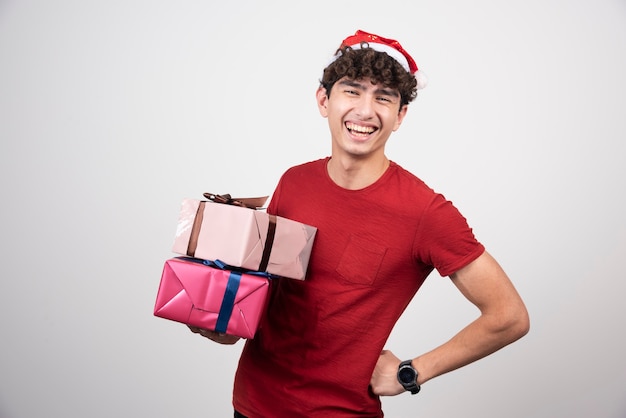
[203,193,268,210]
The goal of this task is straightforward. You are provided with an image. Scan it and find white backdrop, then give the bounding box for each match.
[1,1,625,417]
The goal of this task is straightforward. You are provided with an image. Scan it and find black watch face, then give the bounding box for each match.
[398,366,416,384]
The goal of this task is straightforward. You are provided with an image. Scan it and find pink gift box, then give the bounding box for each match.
[172,198,317,280]
[153,257,270,339]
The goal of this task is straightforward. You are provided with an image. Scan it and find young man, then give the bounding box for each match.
[190,30,530,417]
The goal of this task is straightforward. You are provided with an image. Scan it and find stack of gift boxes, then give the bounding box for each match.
[153,193,317,339]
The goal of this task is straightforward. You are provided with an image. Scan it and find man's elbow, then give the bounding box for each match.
[484,300,530,344]
[512,309,530,341]
[501,304,530,343]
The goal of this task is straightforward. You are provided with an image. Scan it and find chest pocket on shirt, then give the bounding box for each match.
[336,234,387,286]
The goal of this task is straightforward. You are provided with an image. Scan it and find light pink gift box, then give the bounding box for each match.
[154,257,269,339]
[172,198,317,280]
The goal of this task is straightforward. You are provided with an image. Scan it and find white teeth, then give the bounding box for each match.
[346,123,375,134]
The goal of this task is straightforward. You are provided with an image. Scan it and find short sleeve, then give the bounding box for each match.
[414,194,485,277]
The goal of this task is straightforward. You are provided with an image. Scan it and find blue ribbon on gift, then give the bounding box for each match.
[178,257,274,334]
[214,270,241,334]
[199,259,240,334]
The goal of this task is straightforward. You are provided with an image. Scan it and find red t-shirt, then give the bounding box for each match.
[233,158,484,417]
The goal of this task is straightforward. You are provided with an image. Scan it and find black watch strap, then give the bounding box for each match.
[397,359,421,395]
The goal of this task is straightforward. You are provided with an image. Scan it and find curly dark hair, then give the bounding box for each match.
[320,45,418,107]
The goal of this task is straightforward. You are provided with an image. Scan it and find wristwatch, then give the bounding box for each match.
[397,359,421,394]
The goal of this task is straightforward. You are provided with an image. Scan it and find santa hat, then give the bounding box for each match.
[329,30,427,90]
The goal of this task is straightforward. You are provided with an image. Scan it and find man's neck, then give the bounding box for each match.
[326,155,390,190]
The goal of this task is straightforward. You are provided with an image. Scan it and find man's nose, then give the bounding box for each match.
[354,95,375,119]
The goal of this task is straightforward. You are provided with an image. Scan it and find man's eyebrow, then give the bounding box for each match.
[375,87,400,98]
[337,79,364,89]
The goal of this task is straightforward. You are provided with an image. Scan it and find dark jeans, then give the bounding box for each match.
[234,411,248,418]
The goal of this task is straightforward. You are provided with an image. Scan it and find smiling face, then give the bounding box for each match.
[317,77,408,163]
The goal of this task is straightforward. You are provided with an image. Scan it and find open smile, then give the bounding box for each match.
[346,122,378,138]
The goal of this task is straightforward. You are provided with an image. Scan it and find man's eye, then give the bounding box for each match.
[345,89,358,95]
[377,96,392,102]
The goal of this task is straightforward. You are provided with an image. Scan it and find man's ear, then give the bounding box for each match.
[393,104,409,131]
[316,86,329,118]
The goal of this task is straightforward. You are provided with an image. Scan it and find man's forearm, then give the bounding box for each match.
[413,309,529,385]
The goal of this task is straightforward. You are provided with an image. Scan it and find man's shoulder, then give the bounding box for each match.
[388,161,435,193]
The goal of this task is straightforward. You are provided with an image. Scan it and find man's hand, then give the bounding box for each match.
[369,350,406,396]
[188,326,241,345]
